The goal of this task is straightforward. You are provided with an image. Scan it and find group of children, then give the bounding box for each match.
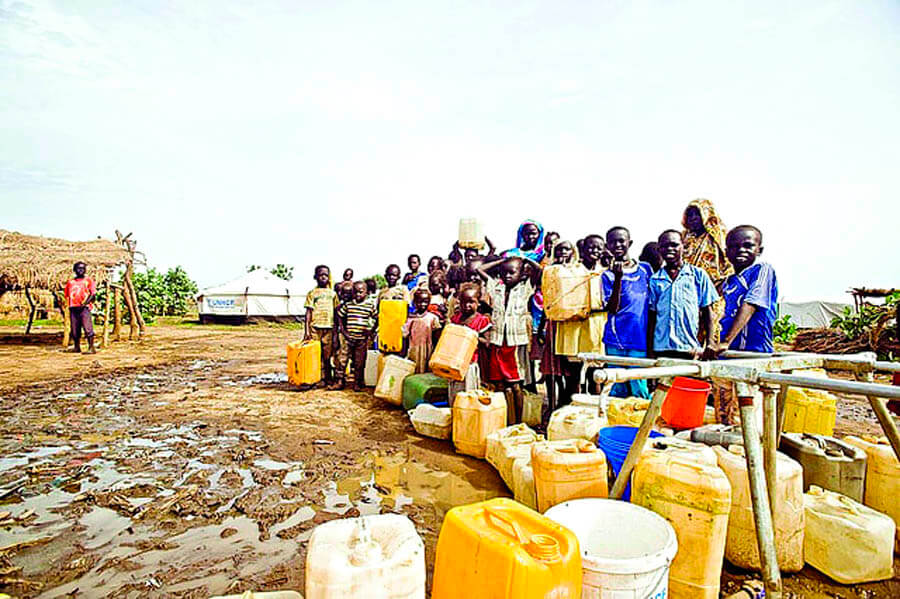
[304,216,778,427]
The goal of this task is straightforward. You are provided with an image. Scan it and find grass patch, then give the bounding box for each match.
[0,319,59,328]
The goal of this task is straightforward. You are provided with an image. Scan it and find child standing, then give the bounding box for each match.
[378,264,411,305]
[64,261,97,354]
[540,240,576,411]
[648,230,719,359]
[477,256,541,425]
[448,283,493,405]
[403,288,442,373]
[304,265,339,385]
[710,225,779,424]
[332,281,377,391]
[403,254,425,289]
[603,227,653,398]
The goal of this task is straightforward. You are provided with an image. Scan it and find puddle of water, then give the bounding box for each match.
[125,438,167,449]
[332,454,507,518]
[0,456,29,472]
[282,470,304,486]
[241,372,288,385]
[79,506,132,551]
[270,506,316,536]
[37,516,298,599]
[253,458,292,471]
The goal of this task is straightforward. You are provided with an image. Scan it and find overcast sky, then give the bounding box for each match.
[2,0,898,301]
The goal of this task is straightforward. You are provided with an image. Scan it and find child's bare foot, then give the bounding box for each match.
[328,380,345,391]
[86,348,97,354]
[352,382,363,392]
[66,347,81,353]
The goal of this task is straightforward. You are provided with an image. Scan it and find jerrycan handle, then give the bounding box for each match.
[483,507,527,545]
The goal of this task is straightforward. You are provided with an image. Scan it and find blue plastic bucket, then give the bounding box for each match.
[597,426,664,500]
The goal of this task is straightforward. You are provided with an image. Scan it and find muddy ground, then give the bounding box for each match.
[0,324,897,598]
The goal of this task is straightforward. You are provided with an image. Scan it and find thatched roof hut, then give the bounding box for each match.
[0,229,131,293]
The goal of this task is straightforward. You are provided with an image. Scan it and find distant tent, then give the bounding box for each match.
[779,301,855,329]
[196,270,307,323]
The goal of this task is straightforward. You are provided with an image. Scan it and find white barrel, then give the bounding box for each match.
[545,499,677,599]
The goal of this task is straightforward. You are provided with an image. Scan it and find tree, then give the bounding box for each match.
[247,264,294,280]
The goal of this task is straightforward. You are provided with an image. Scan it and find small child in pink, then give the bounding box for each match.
[448,283,492,405]
[403,288,442,373]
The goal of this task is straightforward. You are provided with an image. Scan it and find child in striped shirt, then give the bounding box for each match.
[332,281,377,391]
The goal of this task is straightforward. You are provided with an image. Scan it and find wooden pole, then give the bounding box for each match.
[102,281,111,348]
[24,286,36,335]
[113,286,122,341]
[739,391,783,598]
[121,279,137,340]
[56,290,70,348]
[123,267,145,337]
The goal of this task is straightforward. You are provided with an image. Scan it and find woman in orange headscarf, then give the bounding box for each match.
[682,198,735,422]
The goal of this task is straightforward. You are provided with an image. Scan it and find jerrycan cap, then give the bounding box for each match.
[525,533,562,562]
[477,393,493,405]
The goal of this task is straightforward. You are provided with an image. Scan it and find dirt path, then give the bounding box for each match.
[0,325,896,597]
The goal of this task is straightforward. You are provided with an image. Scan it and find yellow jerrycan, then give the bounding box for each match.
[377,299,407,353]
[432,497,582,599]
[632,452,731,599]
[844,435,900,552]
[542,264,590,321]
[373,355,415,405]
[429,323,478,381]
[803,486,895,584]
[452,390,507,458]
[713,445,805,572]
[532,439,608,512]
[287,340,321,386]
[485,424,542,488]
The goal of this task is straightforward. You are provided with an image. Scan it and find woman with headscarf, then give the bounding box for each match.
[682,198,735,422]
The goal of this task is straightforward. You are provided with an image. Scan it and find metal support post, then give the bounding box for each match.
[775,384,789,446]
[739,388,782,598]
[856,372,900,463]
[761,385,779,515]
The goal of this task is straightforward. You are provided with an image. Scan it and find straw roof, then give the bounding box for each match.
[0,229,131,292]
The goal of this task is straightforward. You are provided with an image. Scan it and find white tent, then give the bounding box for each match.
[779,301,854,329]
[196,270,307,323]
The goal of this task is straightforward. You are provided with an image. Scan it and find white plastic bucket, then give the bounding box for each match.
[545,498,677,599]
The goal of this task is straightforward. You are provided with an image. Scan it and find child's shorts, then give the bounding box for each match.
[485,344,525,383]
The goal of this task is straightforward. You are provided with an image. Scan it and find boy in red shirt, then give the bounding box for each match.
[64,261,97,354]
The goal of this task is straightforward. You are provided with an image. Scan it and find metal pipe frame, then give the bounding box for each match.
[580,348,899,598]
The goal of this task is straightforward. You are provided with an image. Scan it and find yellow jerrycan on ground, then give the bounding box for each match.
[542,264,591,321]
[373,355,415,405]
[485,423,542,488]
[844,435,900,552]
[783,369,837,435]
[429,323,478,381]
[532,439,608,512]
[377,299,407,353]
[432,497,582,599]
[452,390,507,458]
[713,445,805,572]
[287,340,321,386]
[803,485,895,584]
[547,405,607,443]
[631,451,731,599]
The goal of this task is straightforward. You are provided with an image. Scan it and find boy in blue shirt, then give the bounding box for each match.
[648,230,719,359]
[602,226,653,398]
[717,225,779,354]
[709,225,778,424]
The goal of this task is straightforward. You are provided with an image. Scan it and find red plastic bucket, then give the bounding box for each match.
[661,376,711,429]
